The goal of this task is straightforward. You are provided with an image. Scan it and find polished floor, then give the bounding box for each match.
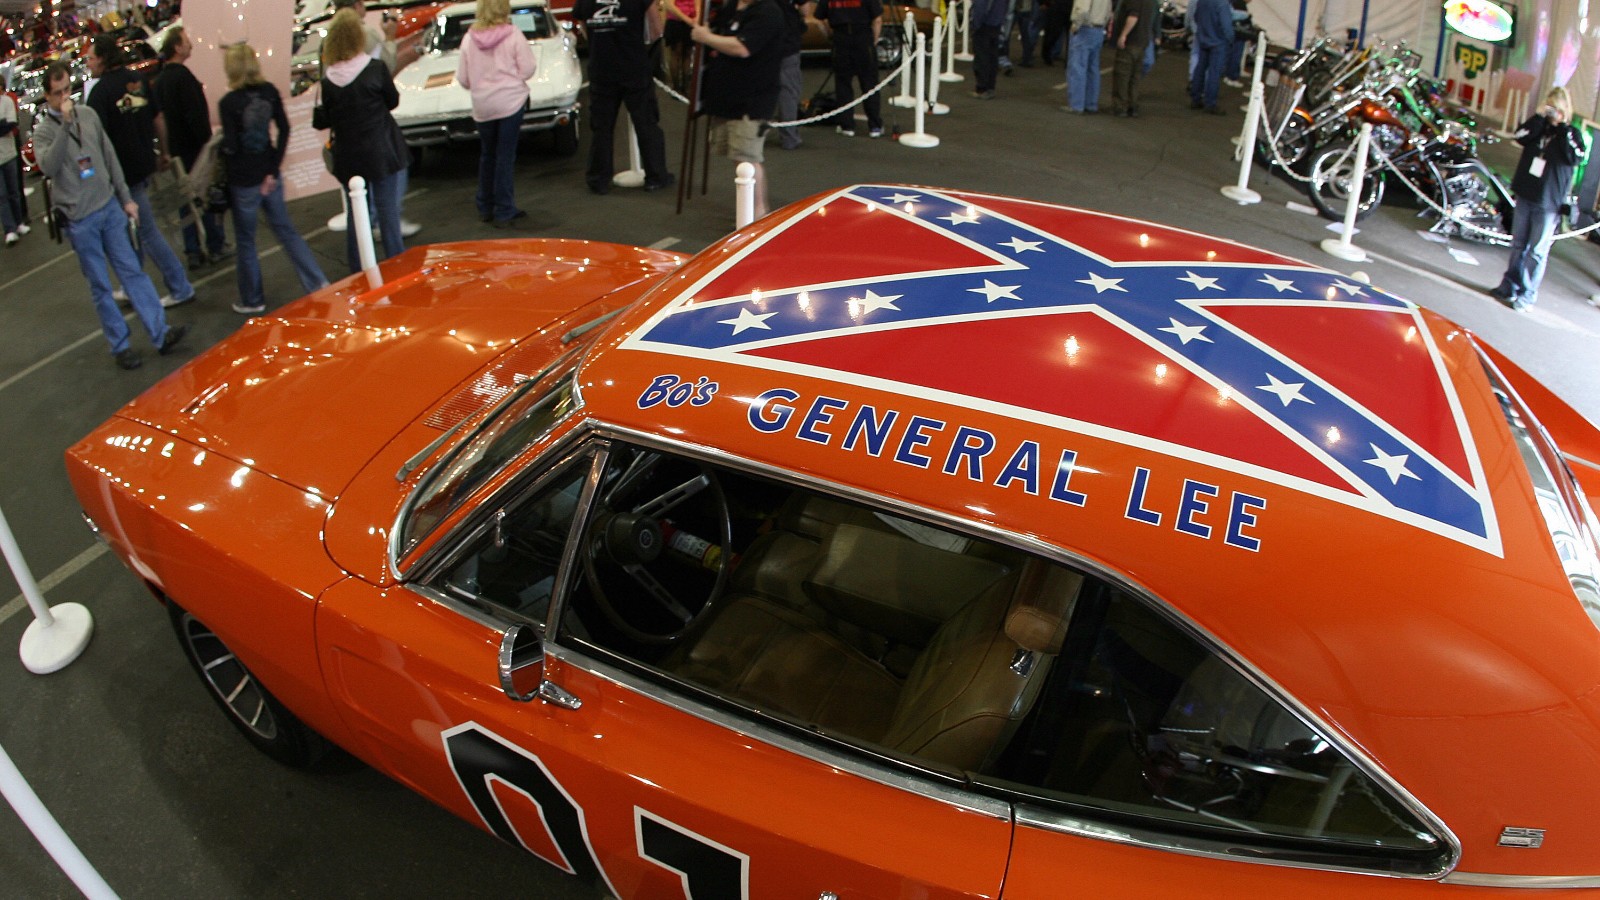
[3,54,1599,898]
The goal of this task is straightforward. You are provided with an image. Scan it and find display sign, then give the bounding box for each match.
[1443,0,1515,44]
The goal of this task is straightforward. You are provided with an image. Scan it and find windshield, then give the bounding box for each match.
[398,346,583,558]
[434,6,552,53]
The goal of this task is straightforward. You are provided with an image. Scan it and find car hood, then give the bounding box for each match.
[394,37,578,120]
[116,240,682,501]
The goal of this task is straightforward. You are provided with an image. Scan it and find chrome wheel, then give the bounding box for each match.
[178,612,279,741]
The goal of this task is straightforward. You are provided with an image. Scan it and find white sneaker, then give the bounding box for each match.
[1222,77,1244,88]
[3,232,15,246]
[161,293,196,308]
[113,288,130,302]
[15,223,29,235]
[400,219,422,238]
[232,301,267,315]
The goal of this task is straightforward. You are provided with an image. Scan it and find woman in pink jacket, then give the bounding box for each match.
[456,0,536,226]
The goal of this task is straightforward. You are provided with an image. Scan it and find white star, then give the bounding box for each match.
[940,210,980,226]
[1178,271,1222,291]
[719,308,777,334]
[1259,273,1300,293]
[1000,237,1044,254]
[969,280,1022,302]
[1255,373,1312,406]
[1331,281,1365,296]
[884,192,922,204]
[1364,444,1420,484]
[1158,318,1213,344]
[1077,272,1127,293]
[855,289,902,313]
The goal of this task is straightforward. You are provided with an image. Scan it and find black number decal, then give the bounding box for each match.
[442,723,602,882]
[637,809,749,900]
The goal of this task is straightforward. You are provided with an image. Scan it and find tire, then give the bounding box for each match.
[169,603,327,768]
[1306,144,1384,223]
[552,115,579,156]
[875,32,903,69]
[1258,112,1314,171]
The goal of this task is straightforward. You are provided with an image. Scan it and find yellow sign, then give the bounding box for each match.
[1454,41,1489,78]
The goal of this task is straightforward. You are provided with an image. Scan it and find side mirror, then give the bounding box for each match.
[498,623,545,702]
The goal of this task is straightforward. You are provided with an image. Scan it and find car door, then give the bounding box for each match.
[316,438,1014,898]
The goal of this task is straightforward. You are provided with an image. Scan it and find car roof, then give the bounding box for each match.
[574,187,1600,831]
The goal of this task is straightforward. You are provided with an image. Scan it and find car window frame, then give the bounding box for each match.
[398,421,1460,877]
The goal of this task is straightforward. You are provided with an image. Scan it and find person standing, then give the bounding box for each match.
[457,0,536,221]
[969,0,1007,100]
[1491,87,1586,312]
[84,34,197,307]
[318,7,410,272]
[772,0,813,150]
[1063,0,1110,114]
[218,43,328,316]
[690,0,784,218]
[1187,0,1230,114]
[0,80,28,245]
[155,25,229,268]
[574,0,674,194]
[332,0,400,73]
[816,0,882,136]
[34,63,186,370]
[1108,0,1152,117]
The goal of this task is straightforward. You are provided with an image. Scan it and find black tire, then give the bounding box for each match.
[168,603,327,768]
[1258,113,1314,171]
[1306,144,1384,222]
[552,115,580,156]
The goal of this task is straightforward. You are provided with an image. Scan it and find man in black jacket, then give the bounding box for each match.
[816,0,882,137]
[1491,87,1587,311]
[85,34,196,306]
[155,26,229,268]
[692,0,785,217]
[576,0,675,194]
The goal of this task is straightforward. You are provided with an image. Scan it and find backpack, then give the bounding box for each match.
[238,89,274,156]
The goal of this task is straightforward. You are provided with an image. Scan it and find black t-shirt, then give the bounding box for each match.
[701,0,784,120]
[219,82,289,187]
[778,0,807,57]
[87,66,161,185]
[575,0,654,85]
[153,61,211,167]
[815,0,880,28]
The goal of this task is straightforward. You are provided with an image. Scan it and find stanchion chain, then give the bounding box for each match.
[653,53,913,129]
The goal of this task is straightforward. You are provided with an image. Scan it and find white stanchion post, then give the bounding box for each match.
[955,0,973,61]
[928,17,950,114]
[1221,35,1268,205]
[328,189,349,232]
[941,3,963,82]
[1321,122,1372,263]
[901,33,940,148]
[890,11,917,108]
[613,117,646,189]
[735,162,756,229]
[347,176,385,288]
[0,740,118,899]
[1502,87,1526,133]
[4,506,93,675]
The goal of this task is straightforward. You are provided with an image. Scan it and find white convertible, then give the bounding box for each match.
[393,0,582,154]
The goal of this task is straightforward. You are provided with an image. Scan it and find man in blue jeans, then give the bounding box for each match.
[85,34,197,308]
[34,63,186,370]
[1188,0,1231,114]
[1063,0,1110,113]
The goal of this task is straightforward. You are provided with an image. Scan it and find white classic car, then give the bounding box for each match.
[392,0,582,154]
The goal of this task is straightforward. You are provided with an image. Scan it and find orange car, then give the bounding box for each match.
[67,186,1600,896]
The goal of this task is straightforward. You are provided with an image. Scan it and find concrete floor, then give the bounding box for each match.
[3,53,1599,898]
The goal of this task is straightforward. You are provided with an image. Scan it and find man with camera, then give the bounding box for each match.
[1491,87,1586,312]
[34,62,186,371]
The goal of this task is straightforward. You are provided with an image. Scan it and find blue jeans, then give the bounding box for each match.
[129,179,195,300]
[344,169,405,274]
[477,109,523,222]
[181,208,227,259]
[1066,26,1104,112]
[231,180,329,308]
[67,198,169,355]
[1191,40,1227,109]
[1499,200,1559,304]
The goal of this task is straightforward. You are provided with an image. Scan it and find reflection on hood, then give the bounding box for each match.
[469,22,518,51]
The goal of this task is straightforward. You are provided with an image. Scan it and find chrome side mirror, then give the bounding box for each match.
[498,623,546,702]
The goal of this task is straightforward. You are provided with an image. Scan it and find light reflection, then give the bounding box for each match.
[1326,426,1342,445]
[1154,363,1169,382]
[230,467,249,489]
[1063,336,1080,360]
[188,503,206,513]
[1404,325,1418,342]
[1217,385,1234,404]
[1138,233,1150,248]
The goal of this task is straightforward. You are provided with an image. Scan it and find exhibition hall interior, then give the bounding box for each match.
[4,0,1600,896]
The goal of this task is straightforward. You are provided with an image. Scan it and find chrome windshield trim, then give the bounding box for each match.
[1014,804,1448,880]
[1443,873,1600,889]
[1562,452,1600,475]
[544,643,1011,823]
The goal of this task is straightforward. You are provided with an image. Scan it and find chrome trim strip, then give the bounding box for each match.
[545,643,1011,823]
[1562,451,1600,475]
[1443,873,1600,889]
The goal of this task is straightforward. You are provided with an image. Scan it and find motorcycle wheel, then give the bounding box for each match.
[1258,113,1314,171]
[1306,144,1385,222]
[1436,164,1514,246]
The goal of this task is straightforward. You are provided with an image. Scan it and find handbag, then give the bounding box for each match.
[312,82,335,173]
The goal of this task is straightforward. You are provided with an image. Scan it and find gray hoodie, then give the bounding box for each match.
[34,103,132,222]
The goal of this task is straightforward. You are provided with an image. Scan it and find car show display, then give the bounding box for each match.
[64,185,1600,894]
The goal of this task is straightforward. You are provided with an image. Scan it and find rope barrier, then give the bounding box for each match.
[654,52,914,129]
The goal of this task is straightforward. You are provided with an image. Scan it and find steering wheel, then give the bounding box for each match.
[581,450,733,644]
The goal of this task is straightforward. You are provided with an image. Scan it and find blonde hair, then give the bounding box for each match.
[1546,86,1573,122]
[474,0,512,28]
[321,8,368,66]
[224,43,266,90]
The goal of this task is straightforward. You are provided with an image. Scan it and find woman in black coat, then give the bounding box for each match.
[316,7,410,272]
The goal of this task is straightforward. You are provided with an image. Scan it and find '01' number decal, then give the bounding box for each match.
[443,723,749,899]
